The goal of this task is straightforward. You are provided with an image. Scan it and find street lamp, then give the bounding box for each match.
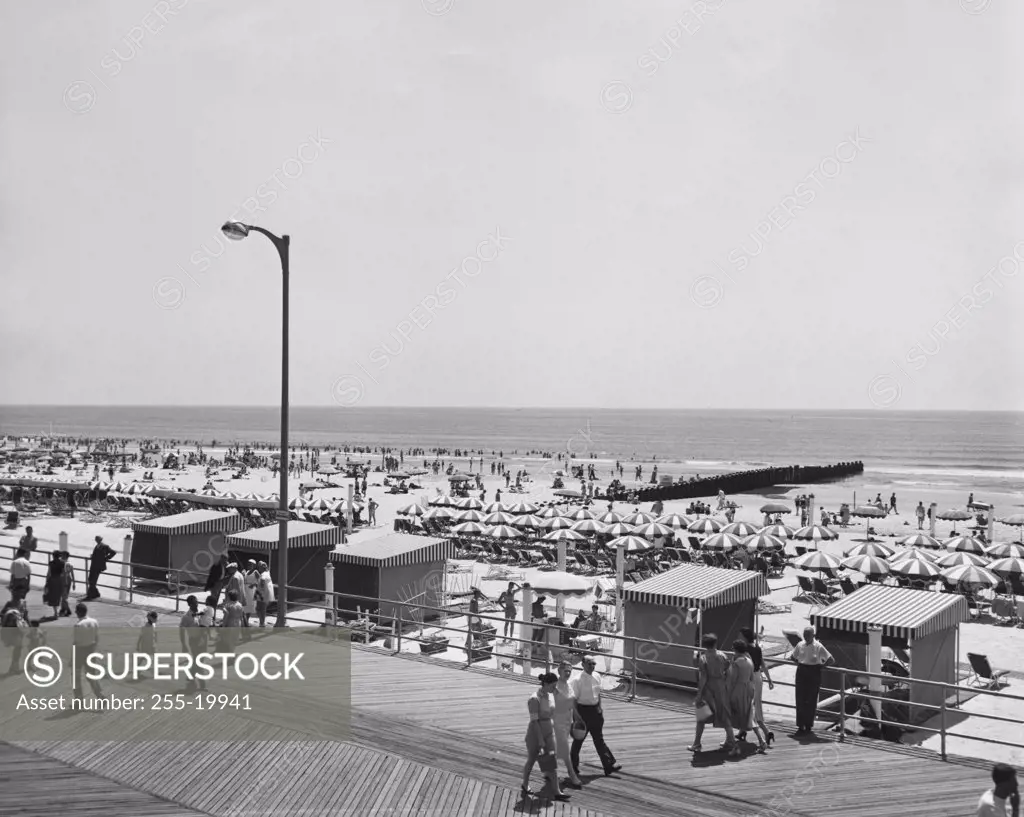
[222,221,290,629]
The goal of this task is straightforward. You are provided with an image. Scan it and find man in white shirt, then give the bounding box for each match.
[569,655,621,777]
[9,549,32,604]
[72,603,104,700]
[791,626,833,734]
[978,763,1019,817]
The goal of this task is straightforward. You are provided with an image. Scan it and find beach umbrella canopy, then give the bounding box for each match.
[988,556,1024,577]
[703,532,743,552]
[793,525,838,542]
[897,533,941,549]
[634,521,674,540]
[536,507,562,519]
[941,564,998,589]
[316,465,340,475]
[722,521,759,537]
[892,558,941,578]
[936,509,971,521]
[745,533,785,552]
[484,524,521,539]
[305,498,334,511]
[287,497,306,510]
[598,511,623,524]
[553,488,583,499]
[541,516,573,531]
[622,511,655,526]
[603,522,636,538]
[760,503,791,514]
[483,502,505,513]
[431,495,456,507]
[850,506,886,519]
[936,551,990,568]
[505,502,538,515]
[455,497,484,511]
[845,541,895,559]
[842,555,891,578]
[513,514,542,529]
[656,513,692,530]
[571,519,605,535]
[453,509,485,523]
[793,551,842,572]
[201,488,220,497]
[484,511,515,526]
[890,547,938,565]
[608,535,654,554]
[528,571,591,598]
[451,521,486,536]
[986,542,1024,559]
[944,535,986,554]
[688,518,722,535]
[422,507,455,521]
[760,523,795,539]
[563,507,595,521]
[998,514,1024,527]
[543,528,585,543]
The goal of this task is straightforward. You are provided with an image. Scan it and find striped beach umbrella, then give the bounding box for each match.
[656,513,692,530]
[483,502,505,513]
[422,507,455,521]
[598,511,624,525]
[842,554,891,578]
[287,497,306,511]
[484,511,515,526]
[1000,514,1024,526]
[760,523,795,540]
[703,532,743,552]
[892,558,941,578]
[305,497,334,511]
[396,503,426,517]
[744,533,785,552]
[528,571,591,598]
[936,509,971,521]
[506,502,539,515]
[793,551,842,572]
[603,522,636,538]
[722,521,759,537]
[890,548,938,564]
[608,535,654,554]
[944,535,986,554]
[571,519,605,535]
[541,516,573,531]
[936,551,989,569]
[563,507,595,522]
[850,505,886,519]
[431,495,456,507]
[451,522,486,536]
[897,533,941,549]
[452,509,485,523]
[200,488,220,497]
[634,522,674,540]
[484,524,521,540]
[455,497,484,511]
[622,511,655,526]
[941,564,998,589]
[688,518,722,535]
[988,556,1024,577]
[845,541,895,559]
[794,525,838,543]
[760,503,791,514]
[986,542,1024,559]
[536,507,562,520]
[543,529,585,543]
[513,514,542,530]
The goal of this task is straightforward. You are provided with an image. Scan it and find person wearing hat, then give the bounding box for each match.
[570,654,620,777]
[86,536,116,600]
[554,660,583,789]
[521,671,569,802]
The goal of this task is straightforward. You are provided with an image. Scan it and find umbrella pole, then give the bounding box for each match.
[556,540,567,620]
[615,543,625,632]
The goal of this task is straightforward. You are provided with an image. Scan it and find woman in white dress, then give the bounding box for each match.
[553,661,583,789]
[242,560,259,625]
[740,626,775,747]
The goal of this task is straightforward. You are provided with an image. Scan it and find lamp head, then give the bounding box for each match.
[221,221,250,241]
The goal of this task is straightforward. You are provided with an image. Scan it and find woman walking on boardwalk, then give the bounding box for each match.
[740,627,775,747]
[689,633,738,756]
[521,672,570,803]
[728,640,767,753]
[43,553,64,619]
[554,661,583,789]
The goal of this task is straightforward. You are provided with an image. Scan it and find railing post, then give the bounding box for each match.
[939,695,947,760]
[629,637,637,700]
[323,562,335,627]
[396,606,403,653]
[838,671,846,742]
[119,534,133,603]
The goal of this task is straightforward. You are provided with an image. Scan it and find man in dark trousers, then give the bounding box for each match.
[86,536,116,599]
[791,626,834,734]
[570,655,621,777]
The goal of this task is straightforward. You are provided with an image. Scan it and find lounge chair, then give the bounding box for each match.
[966,653,1010,689]
[796,575,829,605]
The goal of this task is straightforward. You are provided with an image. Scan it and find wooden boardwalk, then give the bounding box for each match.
[2,599,1000,816]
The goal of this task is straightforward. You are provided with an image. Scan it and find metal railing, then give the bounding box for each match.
[2,542,1023,762]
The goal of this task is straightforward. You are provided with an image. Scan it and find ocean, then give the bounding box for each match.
[1,407,1022,495]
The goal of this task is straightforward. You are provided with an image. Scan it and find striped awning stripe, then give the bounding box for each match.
[226,521,343,551]
[622,564,771,610]
[810,584,969,640]
[329,534,455,568]
[132,510,245,536]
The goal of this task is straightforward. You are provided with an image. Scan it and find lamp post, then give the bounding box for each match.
[222,221,290,628]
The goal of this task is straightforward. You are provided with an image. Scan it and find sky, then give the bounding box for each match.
[1,0,1022,411]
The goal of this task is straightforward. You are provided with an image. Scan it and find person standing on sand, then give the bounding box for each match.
[368,498,378,526]
[916,502,926,529]
[497,582,520,639]
[890,493,898,514]
[19,527,38,558]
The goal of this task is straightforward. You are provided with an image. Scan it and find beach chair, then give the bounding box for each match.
[965,653,1010,689]
[795,545,807,557]
[839,577,858,597]
[990,597,1018,625]
[812,577,841,603]
[796,576,829,606]
[677,549,693,563]
[687,536,703,550]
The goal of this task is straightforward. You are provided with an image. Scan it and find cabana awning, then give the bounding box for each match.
[227,521,343,550]
[623,564,770,610]
[132,510,245,537]
[811,584,969,640]
[329,534,454,568]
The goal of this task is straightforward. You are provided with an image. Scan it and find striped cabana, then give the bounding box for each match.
[810,585,970,721]
[623,564,771,687]
[130,510,246,585]
[225,522,343,597]
[328,534,455,624]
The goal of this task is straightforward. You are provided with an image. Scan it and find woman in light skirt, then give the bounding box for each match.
[727,640,767,753]
[740,626,775,747]
[553,660,583,789]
